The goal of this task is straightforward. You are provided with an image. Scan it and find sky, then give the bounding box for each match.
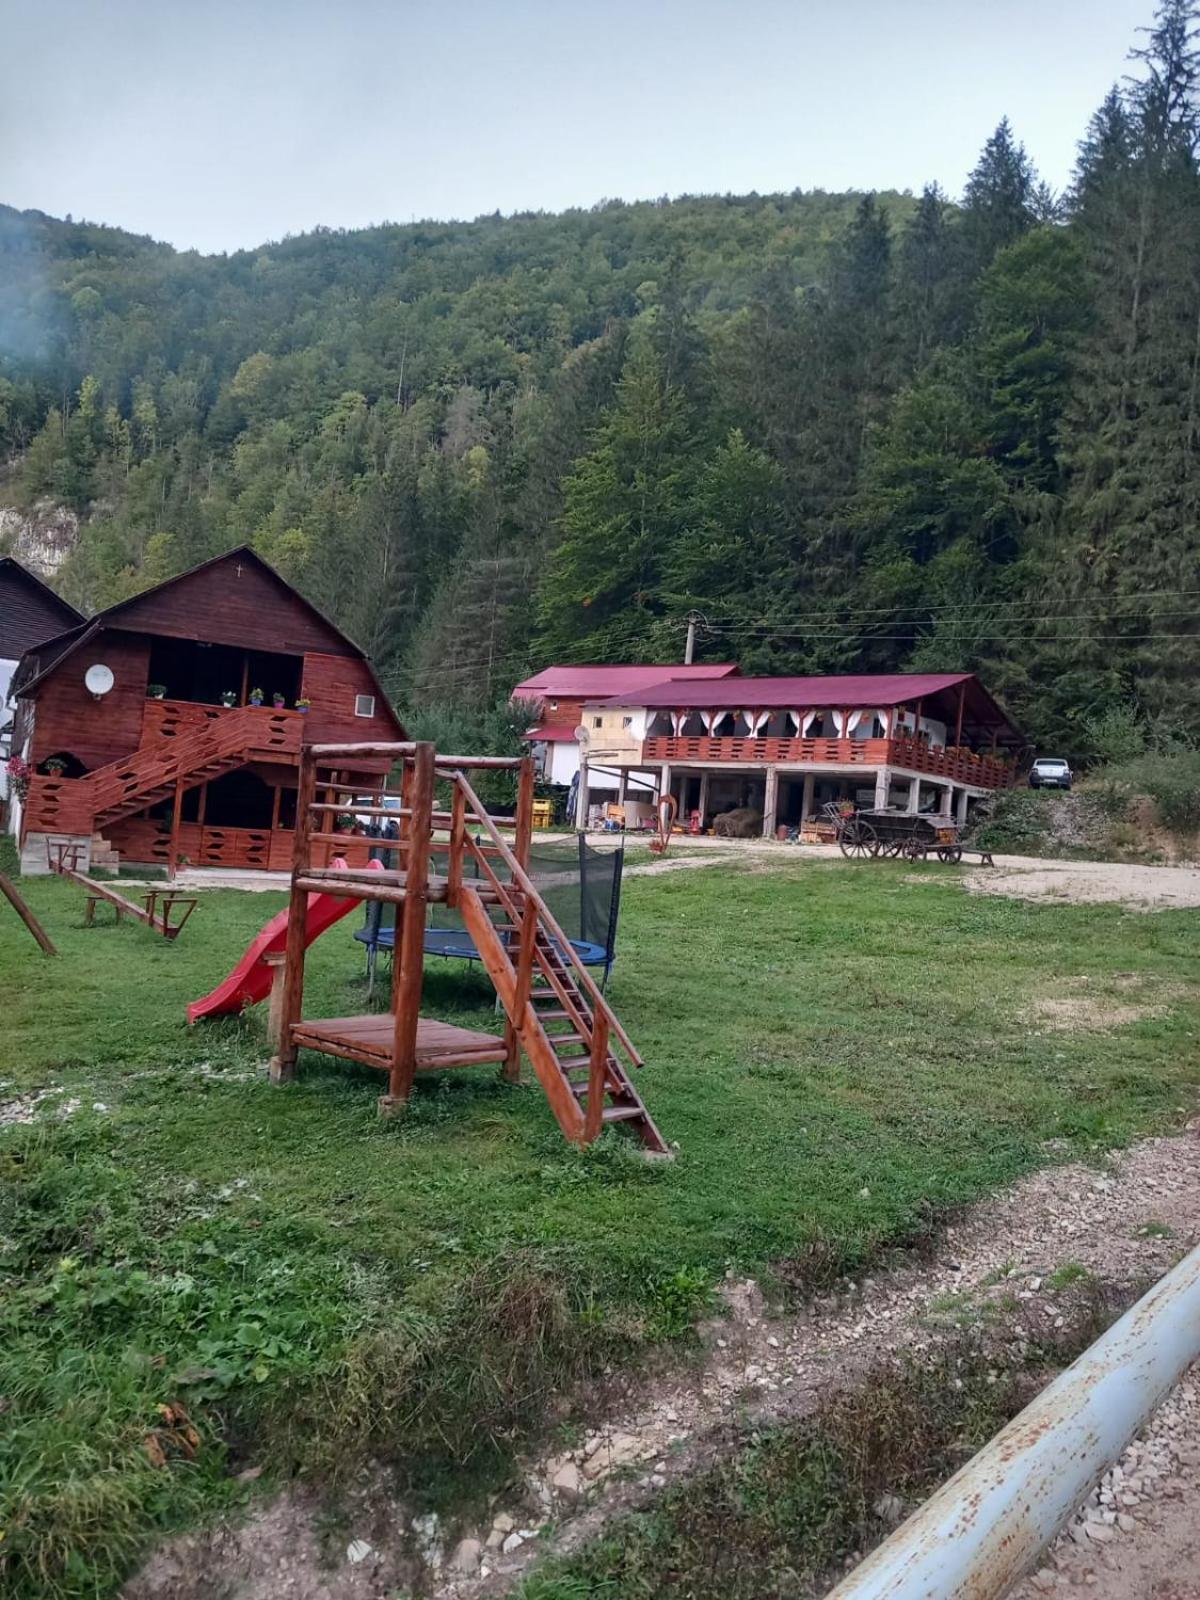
[2,0,1151,256]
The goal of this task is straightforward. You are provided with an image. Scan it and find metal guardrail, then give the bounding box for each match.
[825,1242,1200,1600]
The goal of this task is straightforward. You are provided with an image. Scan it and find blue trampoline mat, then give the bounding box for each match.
[354,925,609,967]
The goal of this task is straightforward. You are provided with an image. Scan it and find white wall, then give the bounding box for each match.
[0,655,17,804]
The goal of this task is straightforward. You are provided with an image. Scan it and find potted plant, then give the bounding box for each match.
[147,683,167,700]
[334,811,356,833]
[5,754,30,803]
[44,756,67,777]
[248,686,265,707]
[221,690,237,707]
[272,692,286,709]
[294,697,311,714]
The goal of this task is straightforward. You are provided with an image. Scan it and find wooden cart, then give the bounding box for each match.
[823,802,963,863]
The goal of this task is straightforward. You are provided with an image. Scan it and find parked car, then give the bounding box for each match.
[1029,757,1072,790]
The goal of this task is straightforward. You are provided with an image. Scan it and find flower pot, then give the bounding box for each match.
[272,698,286,709]
[249,695,264,707]
[221,695,237,707]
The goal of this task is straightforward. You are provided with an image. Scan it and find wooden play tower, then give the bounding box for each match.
[268,741,669,1155]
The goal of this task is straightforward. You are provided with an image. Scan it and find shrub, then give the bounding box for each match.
[1102,746,1200,834]
[1083,704,1147,765]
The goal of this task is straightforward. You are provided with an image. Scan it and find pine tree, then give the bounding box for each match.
[962,118,1038,271]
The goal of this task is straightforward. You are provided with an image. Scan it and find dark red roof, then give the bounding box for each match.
[594,671,978,710]
[523,723,579,743]
[514,662,740,699]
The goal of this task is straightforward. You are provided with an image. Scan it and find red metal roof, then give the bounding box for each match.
[523,722,580,743]
[514,662,740,699]
[591,671,1022,737]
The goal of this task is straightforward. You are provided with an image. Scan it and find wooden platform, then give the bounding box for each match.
[290,1014,509,1072]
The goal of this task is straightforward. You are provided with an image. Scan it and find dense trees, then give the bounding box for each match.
[1,1,1198,753]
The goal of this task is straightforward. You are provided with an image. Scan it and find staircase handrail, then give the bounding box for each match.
[81,706,275,811]
[452,772,644,1068]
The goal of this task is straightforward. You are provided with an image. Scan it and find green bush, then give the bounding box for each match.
[1101,746,1200,834]
[1083,704,1147,765]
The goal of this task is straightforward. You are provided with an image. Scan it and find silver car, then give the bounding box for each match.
[1029,757,1072,791]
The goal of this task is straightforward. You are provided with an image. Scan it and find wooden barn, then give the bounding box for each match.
[1,557,85,823]
[10,547,406,874]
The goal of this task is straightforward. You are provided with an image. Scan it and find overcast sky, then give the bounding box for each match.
[2,0,1149,256]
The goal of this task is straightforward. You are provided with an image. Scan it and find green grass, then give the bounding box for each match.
[1,852,1198,1596]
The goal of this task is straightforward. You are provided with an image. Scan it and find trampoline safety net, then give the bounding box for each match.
[361,834,624,960]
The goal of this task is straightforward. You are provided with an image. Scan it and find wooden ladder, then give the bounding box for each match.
[458,872,669,1157]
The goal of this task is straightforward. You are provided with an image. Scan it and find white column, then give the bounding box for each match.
[577,759,591,831]
[698,770,710,829]
[956,788,970,826]
[801,772,815,820]
[763,767,779,838]
[660,763,673,806]
[874,766,890,809]
[940,785,954,816]
[618,769,628,805]
[907,775,921,813]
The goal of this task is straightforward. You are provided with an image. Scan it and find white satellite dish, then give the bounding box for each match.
[84,663,115,699]
[573,723,590,746]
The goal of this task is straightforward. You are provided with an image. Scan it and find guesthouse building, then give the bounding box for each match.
[10,547,406,873]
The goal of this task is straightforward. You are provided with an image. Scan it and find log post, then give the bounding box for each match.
[584,1008,608,1144]
[168,777,184,883]
[264,951,288,1050]
[0,872,57,955]
[383,742,434,1115]
[503,757,536,1082]
[446,779,465,907]
[954,680,966,748]
[269,748,318,1083]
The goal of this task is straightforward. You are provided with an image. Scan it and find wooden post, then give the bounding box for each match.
[584,1008,608,1144]
[168,777,183,882]
[446,780,465,907]
[239,654,250,707]
[383,741,434,1115]
[954,681,966,748]
[0,872,57,955]
[198,782,208,827]
[503,757,536,1082]
[269,782,281,833]
[264,951,288,1049]
[269,748,318,1083]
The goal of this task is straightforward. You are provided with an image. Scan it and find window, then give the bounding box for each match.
[355,694,375,718]
[622,716,633,729]
[549,699,559,711]
[592,715,603,728]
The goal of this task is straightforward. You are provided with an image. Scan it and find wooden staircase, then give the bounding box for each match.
[27,707,299,835]
[456,792,669,1156]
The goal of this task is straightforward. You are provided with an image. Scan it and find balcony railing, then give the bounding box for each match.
[143,697,304,753]
[638,734,1015,788]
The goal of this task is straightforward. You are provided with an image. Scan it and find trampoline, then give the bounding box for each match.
[354,833,624,998]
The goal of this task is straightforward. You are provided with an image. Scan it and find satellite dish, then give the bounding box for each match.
[84,663,115,698]
[573,723,590,745]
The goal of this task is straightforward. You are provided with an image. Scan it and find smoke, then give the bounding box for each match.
[0,204,67,366]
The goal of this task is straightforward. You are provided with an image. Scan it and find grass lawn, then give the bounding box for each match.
[2,849,1198,1597]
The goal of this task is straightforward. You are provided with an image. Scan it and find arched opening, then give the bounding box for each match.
[712,711,752,738]
[39,750,88,778]
[805,711,839,739]
[680,711,707,737]
[647,710,674,737]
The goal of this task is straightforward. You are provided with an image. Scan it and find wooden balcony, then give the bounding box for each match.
[638,734,1015,789]
[142,697,304,756]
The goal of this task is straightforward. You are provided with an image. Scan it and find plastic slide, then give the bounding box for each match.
[187,856,383,1023]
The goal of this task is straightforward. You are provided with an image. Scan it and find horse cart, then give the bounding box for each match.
[823,802,964,863]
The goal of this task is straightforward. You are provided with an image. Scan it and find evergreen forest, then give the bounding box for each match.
[2,0,1199,753]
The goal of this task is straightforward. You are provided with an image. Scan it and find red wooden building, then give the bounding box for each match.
[10,547,406,874]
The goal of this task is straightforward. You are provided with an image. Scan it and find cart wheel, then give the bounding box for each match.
[882,840,904,858]
[902,838,925,860]
[937,844,963,864]
[840,820,877,859]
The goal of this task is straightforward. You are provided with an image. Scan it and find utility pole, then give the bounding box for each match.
[683,609,706,665]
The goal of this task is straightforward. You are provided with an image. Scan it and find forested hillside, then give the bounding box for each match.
[2,0,1198,751]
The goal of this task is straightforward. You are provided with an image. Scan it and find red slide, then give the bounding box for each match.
[187,857,383,1023]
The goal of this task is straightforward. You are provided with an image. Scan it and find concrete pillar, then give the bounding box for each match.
[763,766,779,838]
[801,772,816,821]
[874,766,890,810]
[618,768,628,806]
[956,788,970,827]
[907,775,921,813]
[577,759,590,832]
[660,763,673,807]
[939,785,954,816]
[698,770,710,830]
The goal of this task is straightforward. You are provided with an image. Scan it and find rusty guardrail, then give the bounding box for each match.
[825,1242,1200,1600]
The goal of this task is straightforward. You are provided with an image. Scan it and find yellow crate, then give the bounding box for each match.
[530,798,554,829]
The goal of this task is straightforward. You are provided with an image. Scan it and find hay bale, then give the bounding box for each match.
[713,807,763,839]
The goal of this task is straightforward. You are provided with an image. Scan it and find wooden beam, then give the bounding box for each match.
[269,747,318,1083]
[0,872,57,955]
[954,681,966,748]
[168,777,183,882]
[385,742,434,1113]
[504,756,537,1082]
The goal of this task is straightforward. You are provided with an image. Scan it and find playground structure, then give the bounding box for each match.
[0,871,57,954]
[268,741,669,1155]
